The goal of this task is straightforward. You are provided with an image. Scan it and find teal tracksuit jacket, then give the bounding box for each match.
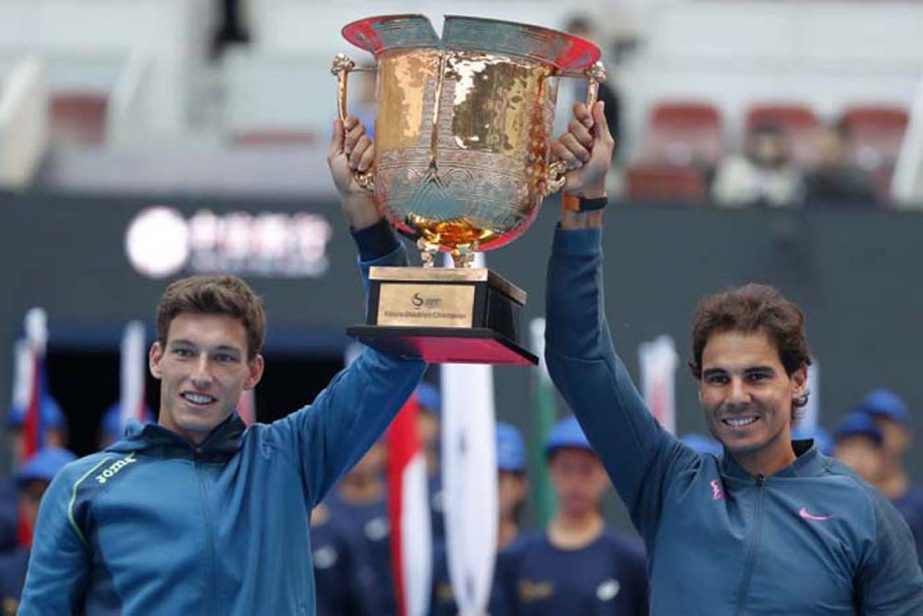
[545,226,923,615]
[19,235,425,615]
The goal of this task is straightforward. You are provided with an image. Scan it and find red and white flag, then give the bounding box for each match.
[21,308,48,462]
[119,321,147,433]
[639,335,678,435]
[238,388,257,426]
[387,394,432,616]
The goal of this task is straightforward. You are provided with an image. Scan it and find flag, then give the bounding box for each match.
[238,388,256,426]
[387,394,432,616]
[119,321,147,434]
[21,308,48,461]
[441,251,498,615]
[639,335,678,435]
[528,318,557,529]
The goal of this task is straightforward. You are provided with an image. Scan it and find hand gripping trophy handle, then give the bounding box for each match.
[544,61,608,196]
[331,53,376,192]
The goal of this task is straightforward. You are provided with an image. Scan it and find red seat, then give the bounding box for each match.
[641,101,723,167]
[50,92,108,146]
[841,105,909,171]
[745,103,820,167]
[232,129,318,147]
[626,164,708,202]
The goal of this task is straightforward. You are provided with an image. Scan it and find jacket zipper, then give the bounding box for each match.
[194,452,218,616]
[734,474,766,616]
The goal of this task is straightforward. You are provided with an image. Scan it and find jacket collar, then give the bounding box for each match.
[107,413,246,460]
[721,439,826,480]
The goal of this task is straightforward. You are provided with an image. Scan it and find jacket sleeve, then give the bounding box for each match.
[268,239,426,507]
[18,466,90,614]
[857,490,923,614]
[544,226,697,541]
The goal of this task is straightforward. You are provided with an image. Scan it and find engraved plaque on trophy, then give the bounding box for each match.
[332,14,606,365]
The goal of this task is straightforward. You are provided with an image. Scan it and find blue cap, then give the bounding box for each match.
[7,395,66,429]
[834,412,884,446]
[415,382,441,414]
[102,403,154,440]
[546,415,593,456]
[680,432,723,456]
[859,388,910,426]
[496,422,526,472]
[792,425,834,455]
[15,447,76,485]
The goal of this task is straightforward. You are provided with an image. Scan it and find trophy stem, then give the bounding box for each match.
[417,238,439,268]
[451,242,479,268]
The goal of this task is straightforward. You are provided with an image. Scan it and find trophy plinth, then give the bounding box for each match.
[334,14,605,365]
[348,266,537,365]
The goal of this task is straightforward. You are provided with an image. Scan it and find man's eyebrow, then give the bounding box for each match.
[702,368,728,377]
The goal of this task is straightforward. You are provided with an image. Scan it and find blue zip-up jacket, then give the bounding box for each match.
[19,234,426,615]
[545,226,923,615]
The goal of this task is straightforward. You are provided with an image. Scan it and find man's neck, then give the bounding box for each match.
[732,441,798,478]
[547,510,604,551]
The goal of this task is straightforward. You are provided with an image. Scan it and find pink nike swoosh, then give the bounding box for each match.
[799,507,835,521]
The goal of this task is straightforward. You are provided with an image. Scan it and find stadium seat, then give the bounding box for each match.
[50,92,108,146]
[625,164,708,202]
[744,103,820,167]
[640,101,723,168]
[841,105,909,171]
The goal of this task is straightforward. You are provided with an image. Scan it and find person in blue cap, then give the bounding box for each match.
[309,501,376,616]
[857,388,923,564]
[833,412,886,485]
[6,395,68,462]
[546,104,923,614]
[495,416,649,615]
[415,381,446,545]
[431,422,531,615]
[97,403,155,449]
[0,447,76,614]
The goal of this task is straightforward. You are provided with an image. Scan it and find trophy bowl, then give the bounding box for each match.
[334,14,605,364]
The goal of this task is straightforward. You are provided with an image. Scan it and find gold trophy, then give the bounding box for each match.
[333,14,605,365]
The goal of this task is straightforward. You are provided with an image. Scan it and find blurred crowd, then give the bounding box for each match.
[2,377,920,615]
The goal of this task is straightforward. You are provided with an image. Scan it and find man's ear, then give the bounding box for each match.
[149,342,164,380]
[244,354,265,391]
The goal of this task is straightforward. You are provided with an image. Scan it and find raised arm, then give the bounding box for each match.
[19,464,91,613]
[545,102,695,536]
[266,116,425,506]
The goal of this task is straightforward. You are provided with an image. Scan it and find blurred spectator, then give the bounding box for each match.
[712,124,804,208]
[680,432,723,456]
[0,447,76,612]
[562,16,622,161]
[833,412,886,485]
[98,403,155,449]
[416,381,446,546]
[495,416,649,614]
[430,422,529,615]
[324,441,394,614]
[804,122,877,207]
[310,502,376,616]
[7,395,68,464]
[211,0,251,59]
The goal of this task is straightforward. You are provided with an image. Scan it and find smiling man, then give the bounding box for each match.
[19,115,425,615]
[545,101,923,614]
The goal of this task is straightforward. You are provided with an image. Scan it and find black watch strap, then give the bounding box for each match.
[578,196,608,211]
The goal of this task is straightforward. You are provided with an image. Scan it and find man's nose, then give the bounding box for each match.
[190,353,212,388]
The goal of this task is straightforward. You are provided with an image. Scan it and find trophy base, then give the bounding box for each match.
[347,326,538,365]
[349,266,537,366]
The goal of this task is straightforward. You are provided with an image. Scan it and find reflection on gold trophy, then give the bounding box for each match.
[334,14,605,365]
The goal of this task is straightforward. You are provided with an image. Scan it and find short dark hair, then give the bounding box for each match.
[156,275,266,360]
[689,283,811,408]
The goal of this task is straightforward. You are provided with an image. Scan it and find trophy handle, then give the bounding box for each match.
[544,61,609,196]
[331,53,376,192]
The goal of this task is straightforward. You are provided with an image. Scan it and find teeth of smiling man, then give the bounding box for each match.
[723,417,758,427]
[182,392,216,405]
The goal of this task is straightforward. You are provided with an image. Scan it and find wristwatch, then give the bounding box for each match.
[562,193,608,213]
